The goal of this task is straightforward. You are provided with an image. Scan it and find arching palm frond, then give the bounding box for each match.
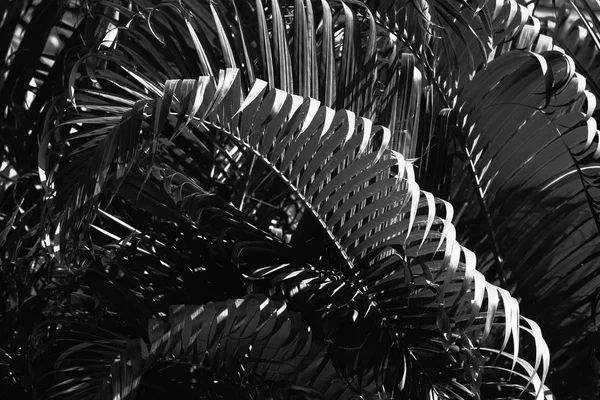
[37,60,551,398]
[32,296,325,400]
[387,0,600,395]
[0,2,91,397]
[4,0,600,398]
[540,0,600,107]
[473,0,600,397]
[367,0,556,103]
[447,24,600,400]
[374,0,562,198]
[0,0,88,174]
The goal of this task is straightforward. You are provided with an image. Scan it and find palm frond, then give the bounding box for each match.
[369,0,559,105]
[14,0,600,398]
[40,57,552,397]
[0,0,85,173]
[540,0,600,103]
[448,38,600,398]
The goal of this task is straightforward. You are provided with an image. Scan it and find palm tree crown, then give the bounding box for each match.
[1,0,600,399]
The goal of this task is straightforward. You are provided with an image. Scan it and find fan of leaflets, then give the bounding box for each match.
[39,68,551,398]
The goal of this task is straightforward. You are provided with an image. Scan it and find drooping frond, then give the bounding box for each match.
[540,0,600,103]
[12,0,600,398]
[0,0,84,173]
[39,61,552,397]
[448,36,600,400]
[368,0,556,102]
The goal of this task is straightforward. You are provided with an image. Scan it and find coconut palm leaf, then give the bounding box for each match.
[376,0,600,394]
[34,0,578,398]
[7,0,600,398]
[0,0,86,174]
[540,0,600,105]
[445,27,600,400]
[33,296,328,400]
[0,4,102,394]
[367,0,556,102]
[38,54,553,397]
[31,319,131,400]
[373,0,560,195]
[516,1,600,397]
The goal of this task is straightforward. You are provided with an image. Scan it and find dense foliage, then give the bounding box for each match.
[1,0,600,399]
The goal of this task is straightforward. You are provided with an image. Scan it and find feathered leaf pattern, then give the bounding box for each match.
[37,61,552,397]
[3,0,600,398]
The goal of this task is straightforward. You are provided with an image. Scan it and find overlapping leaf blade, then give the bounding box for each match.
[16,0,586,399]
[449,44,600,398]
